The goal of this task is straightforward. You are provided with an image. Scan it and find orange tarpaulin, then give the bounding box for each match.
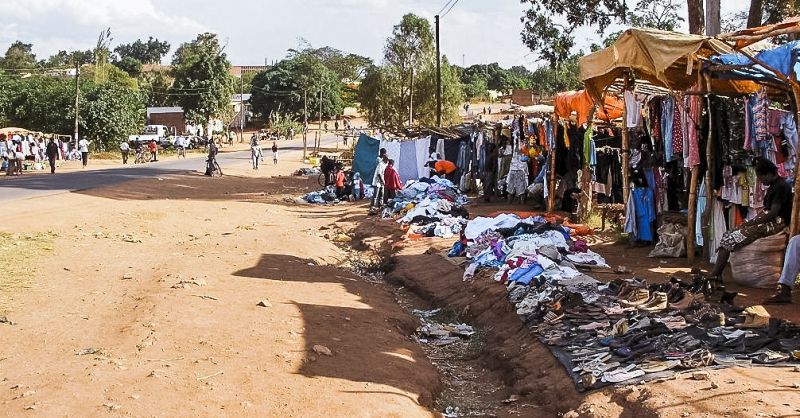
[554,90,623,125]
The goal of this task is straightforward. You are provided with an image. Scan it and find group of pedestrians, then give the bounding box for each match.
[368,148,404,211]
[2,133,92,175]
[249,133,279,170]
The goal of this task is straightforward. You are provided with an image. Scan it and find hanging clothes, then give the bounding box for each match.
[632,187,656,242]
[397,140,418,182]
[624,91,643,127]
[671,96,684,158]
[686,95,701,167]
[379,139,401,167]
[415,136,432,179]
[661,96,675,162]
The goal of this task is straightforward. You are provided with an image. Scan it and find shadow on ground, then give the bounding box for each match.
[232,253,442,407]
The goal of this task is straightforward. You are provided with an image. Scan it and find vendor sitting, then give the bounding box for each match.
[708,159,793,285]
[426,159,457,182]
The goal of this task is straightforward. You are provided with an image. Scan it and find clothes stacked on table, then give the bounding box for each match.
[450,213,800,390]
[384,177,470,239]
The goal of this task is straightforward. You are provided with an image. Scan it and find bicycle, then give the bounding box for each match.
[206,157,223,177]
[134,149,149,164]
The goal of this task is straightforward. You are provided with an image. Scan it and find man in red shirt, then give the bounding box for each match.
[383,159,403,200]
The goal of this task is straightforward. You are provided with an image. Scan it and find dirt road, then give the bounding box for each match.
[0,141,440,417]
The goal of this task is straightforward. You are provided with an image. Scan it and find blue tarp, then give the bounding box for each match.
[710,41,800,83]
[352,133,381,185]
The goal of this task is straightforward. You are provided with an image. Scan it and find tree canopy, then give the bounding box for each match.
[359,14,462,128]
[170,33,235,125]
[114,37,171,65]
[1,41,37,70]
[249,55,344,121]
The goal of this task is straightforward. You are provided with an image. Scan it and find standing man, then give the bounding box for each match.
[271,141,278,165]
[370,148,388,210]
[78,136,90,168]
[120,141,130,164]
[46,137,59,174]
[250,134,261,170]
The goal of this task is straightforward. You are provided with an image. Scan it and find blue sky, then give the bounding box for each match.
[0,0,749,70]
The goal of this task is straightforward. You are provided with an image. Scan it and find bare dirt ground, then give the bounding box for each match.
[3,130,800,417]
[0,159,440,416]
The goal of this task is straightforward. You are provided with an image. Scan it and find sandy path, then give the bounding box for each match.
[0,154,439,416]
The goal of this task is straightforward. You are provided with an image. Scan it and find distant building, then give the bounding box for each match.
[147,107,184,134]
[229,65,270,77]
[511,89,535,106]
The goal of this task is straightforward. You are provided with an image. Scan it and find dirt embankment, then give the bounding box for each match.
[346,211,800,418]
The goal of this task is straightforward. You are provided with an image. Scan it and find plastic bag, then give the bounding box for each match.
[648,223,686,258]
[730,233,787,288]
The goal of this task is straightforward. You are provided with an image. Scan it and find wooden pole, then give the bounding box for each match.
[621,91,630,206]
[548,113,558,212]
[790,83,800,237]
[701,74,714,260]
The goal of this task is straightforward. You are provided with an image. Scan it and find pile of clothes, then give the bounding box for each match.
[294,167,321,176]
[386,177,470,239]
[303,186,342,205]
[451,213,800,391]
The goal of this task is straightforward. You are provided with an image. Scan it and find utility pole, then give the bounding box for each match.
[318,86,323,154]
[435,15,442,128]
[303,89,308,161]
[240,74,245,142]
[73,61,80,147]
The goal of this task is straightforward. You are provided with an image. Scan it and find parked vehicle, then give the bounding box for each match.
[128,125,170,144]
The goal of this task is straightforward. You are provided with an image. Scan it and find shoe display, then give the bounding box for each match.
[638,292,668,312]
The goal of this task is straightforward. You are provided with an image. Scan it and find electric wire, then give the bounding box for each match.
[441,0,460,18]
[437,0,455,15]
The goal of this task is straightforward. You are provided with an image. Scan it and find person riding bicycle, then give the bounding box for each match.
[205,139,219,176]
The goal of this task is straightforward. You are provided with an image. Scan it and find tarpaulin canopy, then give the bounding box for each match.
[708,40,800,85]
[554,90,623,125]
[352,133,381,185]
[719,17,800,49]
[580,28,742,102]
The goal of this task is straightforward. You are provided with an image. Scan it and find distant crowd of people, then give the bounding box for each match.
[2,133,93,175]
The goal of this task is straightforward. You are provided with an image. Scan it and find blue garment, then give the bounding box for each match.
[711,40,800,81]
[632,187,655,242]
[509,262,544,286]
[352,133,381,185]
[661,97,675,162]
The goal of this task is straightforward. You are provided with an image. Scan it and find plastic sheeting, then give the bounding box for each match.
[352,133,381,185]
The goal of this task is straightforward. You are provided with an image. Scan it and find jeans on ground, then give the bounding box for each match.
[779,236,800,288]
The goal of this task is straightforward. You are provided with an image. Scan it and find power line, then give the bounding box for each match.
[441,0,460,18]
[437,0,455,15]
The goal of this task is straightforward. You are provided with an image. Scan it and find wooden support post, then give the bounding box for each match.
[548,114,558,213]
[621,95,630,205]
[701,75,715,261]
[790,84,800,237]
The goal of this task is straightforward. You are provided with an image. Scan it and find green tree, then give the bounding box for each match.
[81,82,145,149]
[2,41,37,70]
[288,43,373,82]
[114,37,171,64]
[41,50,93,68]
[170,33,234,125]
[114,56,143,77]
[521,0,684,65]
[529,53,583,96]
[384,13,435,126]
[139,69,174,107]
[463,75,488,101]
[249,56,343,120]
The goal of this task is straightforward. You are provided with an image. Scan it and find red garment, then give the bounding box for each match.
[335,171,345,188]
[384,165,402,191]
[149,141,157,152]
[671,98,684,156]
